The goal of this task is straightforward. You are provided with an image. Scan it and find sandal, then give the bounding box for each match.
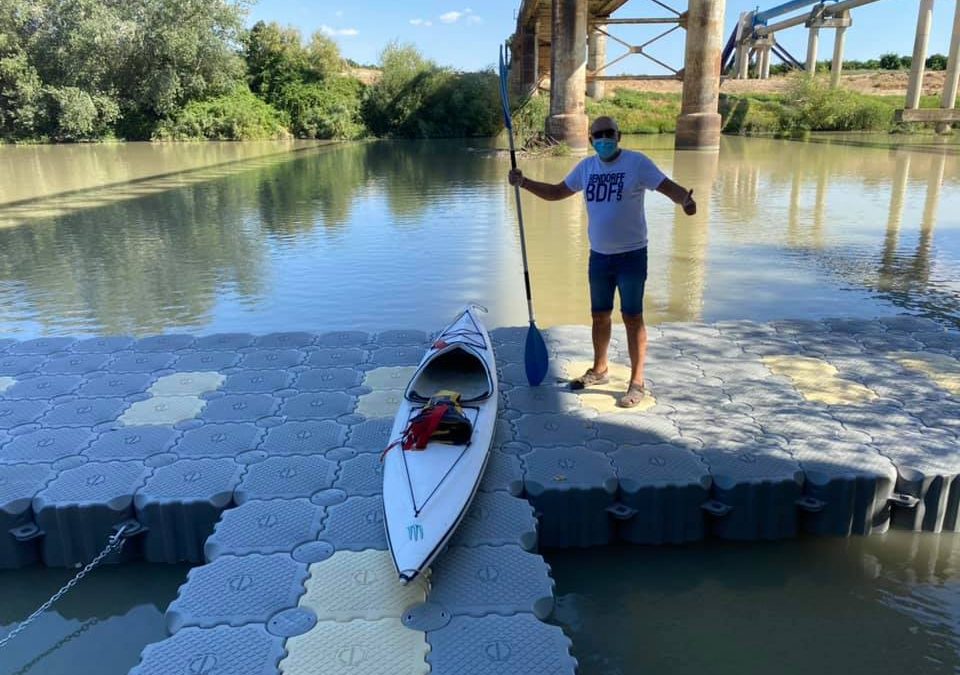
[569,367,609,390]
[618,382,647,408]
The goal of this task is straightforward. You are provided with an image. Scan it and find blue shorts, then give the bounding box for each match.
[588,247,648,316]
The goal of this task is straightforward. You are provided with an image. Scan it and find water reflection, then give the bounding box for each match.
[548,532,960,675]
[0,134,957,338]
[0,563,188,675]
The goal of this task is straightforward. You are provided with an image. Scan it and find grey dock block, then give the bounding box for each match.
[199,393,279,423]
[83,426,178,461]
[306,347,367,367]
[41,396,128,428]
[260,420,348,456]
[0,398,51,429]
[75,372,154,398]
[428,544,555,619]
[513,413,597,447]
[294,367,364,391]
[700,447,805,541]
[239,349,305,370]
[192,333,256,351]
[0,463,56,568]
[427,614,577,675]
[255,332,316,350]
[334,452,383,496]
[0,353,46,376]
[279,392,356,420]
[165,553,308,633]
[0,427,96,464]
[131,625,284,675]
[222,370,294,394]
[321,495,386,551]
[204,498,325,560]
[478,451,524,496]
[234,454,337,503]
[172,350,240,371]
[794,448,898,536]
[522,446,617,548]
[133,334,196,352]
[887,461,960,533]
[346,418,393,452]
[449,490,538,551]
[590,412,680,446]
[33,460,150,566]
[108,351,177,373]
[72,336,135,353]
[610,443,712,544]
[173,422,264,458]
[316,330,370,347]
[134,458,243,563]
[2,373,84,399]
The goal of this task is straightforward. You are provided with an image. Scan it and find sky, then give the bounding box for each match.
[246,1,958,75]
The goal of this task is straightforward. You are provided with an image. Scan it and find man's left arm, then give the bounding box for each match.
[656,178,696,216]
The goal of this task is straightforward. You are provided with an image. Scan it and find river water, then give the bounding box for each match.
[0,134,958,673]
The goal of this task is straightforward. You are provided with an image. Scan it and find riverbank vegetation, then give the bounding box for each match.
[0,2,953,144]
[0,0,499,143]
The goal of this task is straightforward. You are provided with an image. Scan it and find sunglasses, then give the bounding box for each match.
[591,129,617,139]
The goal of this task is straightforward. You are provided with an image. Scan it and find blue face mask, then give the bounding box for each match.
[593,138,618,161]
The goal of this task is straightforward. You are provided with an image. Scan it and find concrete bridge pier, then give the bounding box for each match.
[938,0,960,133]
[830,11,850,88]
[805,25,820,74]
[547,0,589,150]
[907,0,935,109]
[587,24,607,100]
[676,0,727,150]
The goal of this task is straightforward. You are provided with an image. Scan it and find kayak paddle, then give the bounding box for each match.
[498,44,549,387]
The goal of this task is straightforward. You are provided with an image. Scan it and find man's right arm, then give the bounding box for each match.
[508,169,576,201]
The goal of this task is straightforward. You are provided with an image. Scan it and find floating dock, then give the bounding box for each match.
[1,316,958,673]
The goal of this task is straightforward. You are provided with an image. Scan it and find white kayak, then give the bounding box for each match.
[381,306,498,584]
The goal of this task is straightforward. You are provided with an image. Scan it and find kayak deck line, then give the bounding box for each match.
[0,315,956,673]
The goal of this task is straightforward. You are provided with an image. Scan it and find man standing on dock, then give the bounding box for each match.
[507,115,697,407]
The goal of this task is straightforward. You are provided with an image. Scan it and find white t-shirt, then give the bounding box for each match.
[563,149,667,254]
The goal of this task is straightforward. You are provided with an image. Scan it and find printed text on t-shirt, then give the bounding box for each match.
[585,172,624,202]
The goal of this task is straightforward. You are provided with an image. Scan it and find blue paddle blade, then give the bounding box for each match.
[524,323,549,386]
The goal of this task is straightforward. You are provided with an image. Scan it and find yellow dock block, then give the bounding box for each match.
[118,395,206,426]
[299,549,427,622]
[280,617,429,675]
[0,376,15,394]
[762,355,877,405]
[148,371,225,397]
[356,390,408,419]
[361,366,418,392]
[890,351,960,395]
[564,360,657,413]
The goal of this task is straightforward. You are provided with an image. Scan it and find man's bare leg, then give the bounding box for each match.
[622,312,647,387]
[592,311,612,375]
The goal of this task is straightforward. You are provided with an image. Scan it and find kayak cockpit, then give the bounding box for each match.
[406,345,492,403]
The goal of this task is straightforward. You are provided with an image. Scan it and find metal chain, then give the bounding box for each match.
[0,524,132,651]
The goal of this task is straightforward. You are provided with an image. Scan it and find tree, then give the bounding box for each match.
[243,21,309,103]
[879,53,902,70]
[926,53,948,71]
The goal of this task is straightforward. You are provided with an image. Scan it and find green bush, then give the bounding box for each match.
[153,87,290,140]
[44,86,119,141]
[0,52,45,139]
[926,53,948,71]
[587,89,681,133]
[276,78,365,139]
[879,53,903,70]
[780,74,893,131]
[361,42,500,138]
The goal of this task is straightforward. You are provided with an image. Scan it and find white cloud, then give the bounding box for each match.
[319,25,358,37]
[410,18,433,27]
[439,9,481,25]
